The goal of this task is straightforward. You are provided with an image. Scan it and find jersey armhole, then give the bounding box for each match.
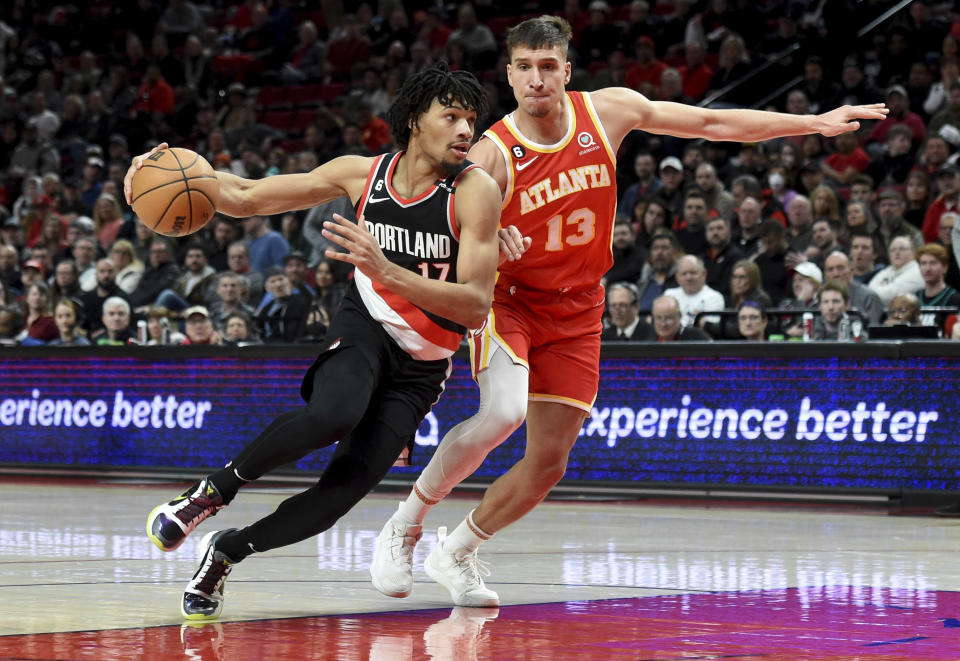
[480,132,514,212]
[355,153,387,218]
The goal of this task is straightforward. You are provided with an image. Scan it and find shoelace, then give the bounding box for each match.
[389,523,421,567]
[175,486,221,525]
[455,552,490,589]
[195,551,232,598]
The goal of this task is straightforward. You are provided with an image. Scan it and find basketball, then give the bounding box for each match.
[130,148,220,237]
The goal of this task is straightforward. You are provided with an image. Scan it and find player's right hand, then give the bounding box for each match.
[498,225,532,266]
[123,142,169,206]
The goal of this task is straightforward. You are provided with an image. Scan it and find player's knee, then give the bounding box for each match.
[487,395,526,437]
[527,453,569,490]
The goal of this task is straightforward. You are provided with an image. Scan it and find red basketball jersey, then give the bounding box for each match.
[482,91,616,291]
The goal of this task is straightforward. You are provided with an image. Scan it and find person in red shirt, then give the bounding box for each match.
[867,85,926,146]
[922,165,960,242]
[821,131,871,186]
[133,64,175,115]
[356,101,392,154]
[625,36,666,96]
[678,42,714,102]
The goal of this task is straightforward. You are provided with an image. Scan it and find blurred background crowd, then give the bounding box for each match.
[0,0,959,346]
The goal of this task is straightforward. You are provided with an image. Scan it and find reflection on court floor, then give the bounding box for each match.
[2,590,959,660]
[1,480,959,659]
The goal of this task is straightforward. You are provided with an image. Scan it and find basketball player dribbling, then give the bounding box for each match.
[123,65,504,620]
[371,16,889,607]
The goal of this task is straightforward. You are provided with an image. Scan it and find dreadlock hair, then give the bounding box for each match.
[386,62,488,147]
[505,15,573,60]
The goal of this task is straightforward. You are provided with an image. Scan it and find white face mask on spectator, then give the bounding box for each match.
[768,172,785,190]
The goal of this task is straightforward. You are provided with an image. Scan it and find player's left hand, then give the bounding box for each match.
[815,103,888,137]
[322,213,391,280]
[498,225,532,266]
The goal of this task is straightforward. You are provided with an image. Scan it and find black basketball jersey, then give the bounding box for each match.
[351,151,478,360]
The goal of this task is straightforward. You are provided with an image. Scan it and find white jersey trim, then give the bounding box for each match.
[354,267,456,361]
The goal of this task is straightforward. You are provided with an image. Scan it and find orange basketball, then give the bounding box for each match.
[130,148,220,237]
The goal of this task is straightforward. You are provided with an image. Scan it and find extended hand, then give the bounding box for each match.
[322,213,391,280]
[498,225,532,266]
[816,104,888,137]
[123,142,169,205]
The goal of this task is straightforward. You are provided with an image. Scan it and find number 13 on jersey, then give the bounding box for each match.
[545,207,596,252]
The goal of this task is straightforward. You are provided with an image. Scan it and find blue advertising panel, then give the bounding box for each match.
[0,347,957,492]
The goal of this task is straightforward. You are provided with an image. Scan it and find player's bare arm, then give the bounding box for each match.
[124,143,372,218]
[468,137,532,264]
[323,168,501,329]
[591,87,889,149]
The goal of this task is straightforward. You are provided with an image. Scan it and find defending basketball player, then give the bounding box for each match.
[123,65,503,620]
[370,16,889,607]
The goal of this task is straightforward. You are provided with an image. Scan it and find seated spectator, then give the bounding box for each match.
[209,272,255,332]
[842,200,882,249]
[48,298,90,346]
[93,192,126,250]
[703,217,743,297]
[19,282,57,343]
[144,305,185,345]
[312,259,346,317]
[282,251,315,298]
[79,258,129,334]
[755,220,792,303]
[822,250,884,326]
[663,255,724,328]
[0,244,20,295]
[903,170,932,229]
[91,297,135,345]
[0,305,24,344]
[603,221,647,287]
[730,196,763,257]
[255,267,308,343]
[808,219,842,268]
[705,260,772,340]
[876,189,924,249]
[922,165,960,243]
[156,243,216,311]
[651,295,711,342]
[108,239,144,295]
[223,311,260,346]
[814,281,863,340]
[50,259,83,308]
[281,20,326,84]
[602,282,654,341]
[242,214,289,276]
[180,305,221,345]
[884,293,922,326]
[867,85,926,146]
[736,301,769,342]
[785,195,814,254]
[868,236,924,306]
[866,125,915,186]
[226,241,264,304]
[780,261,822,338]
[130,237,180,311]
[821,131,870,186]
[74,236,99,292]
[850,234,886,285]
[674,188,710,256]
[915,243,960,328]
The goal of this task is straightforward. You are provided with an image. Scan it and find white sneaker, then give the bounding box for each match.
[424,527,499,608]
[370,506,422,598]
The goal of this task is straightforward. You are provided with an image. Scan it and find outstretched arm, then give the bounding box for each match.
[322,169,502,329]
[592,87,889,149]
[124,143,373,217]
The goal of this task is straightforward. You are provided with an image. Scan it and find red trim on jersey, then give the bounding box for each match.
[445,163,479,242]
[356,154,386,219]
[370,279,463,351]
[385,152,438,205]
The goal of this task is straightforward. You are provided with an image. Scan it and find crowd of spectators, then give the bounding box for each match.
[0,1,959,346]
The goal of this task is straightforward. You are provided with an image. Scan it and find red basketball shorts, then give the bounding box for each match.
[468,277,604,412]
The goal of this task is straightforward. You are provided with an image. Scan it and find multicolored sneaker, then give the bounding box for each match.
[147,478,224,552]
[424,527,499,608]
[181,529,238,620]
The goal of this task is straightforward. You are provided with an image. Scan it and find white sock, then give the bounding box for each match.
[445,509,492,555]
[395,480,438,525]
